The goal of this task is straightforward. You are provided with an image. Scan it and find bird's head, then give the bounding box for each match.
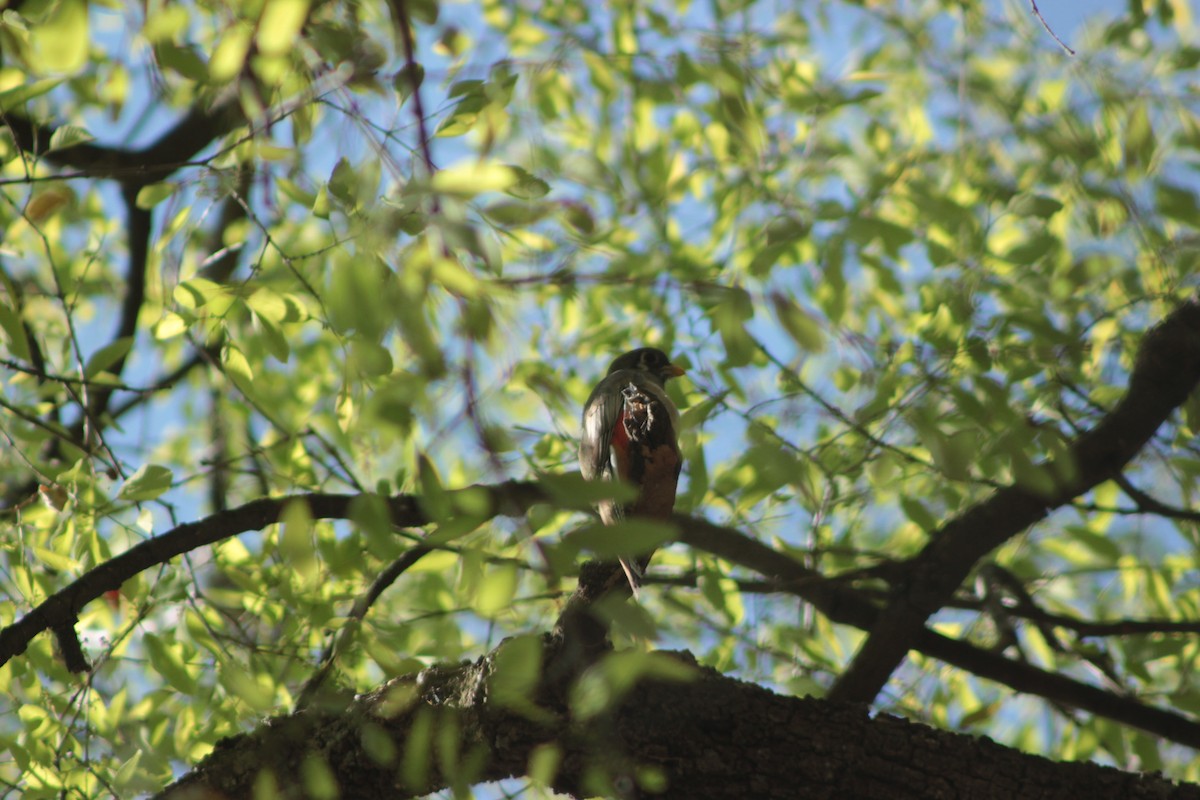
[607,347,686,384]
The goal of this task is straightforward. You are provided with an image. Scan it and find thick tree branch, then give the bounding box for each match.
[831,298,1200,704]
[155,638,1199,800]
[4,99,244,182]
[12,481,1197,749]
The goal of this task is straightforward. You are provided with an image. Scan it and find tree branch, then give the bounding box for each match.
[4,99,244,182]
[78,183,153,426]
[830,298,1200,704]
[154,638,1199,800]
[0,481,548,669]
[10,480,1200,747]
[676,515,1200,747]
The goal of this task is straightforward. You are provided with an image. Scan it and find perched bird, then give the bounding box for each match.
[579,347,685,592]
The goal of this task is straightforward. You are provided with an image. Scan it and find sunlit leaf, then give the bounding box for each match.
[30,0,88,74]
[256,0,311,56]
[118,464,173,501]
[431,162,518,196]
[136,183,179,209]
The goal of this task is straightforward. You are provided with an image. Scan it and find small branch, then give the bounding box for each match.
[1113,473,1200,522]
[110,346,219,420]
[674,516,1200,749]
[81,184,152,425]
[919,629,1200,748]
[1029,0,1076,56]
[830,299,1200,705]
[0,357,166,393]
[947,593,1200,639]
[297,543,432,707]
[387,0,436,180]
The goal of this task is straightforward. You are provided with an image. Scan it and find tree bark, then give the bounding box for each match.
[157,636,1199,800]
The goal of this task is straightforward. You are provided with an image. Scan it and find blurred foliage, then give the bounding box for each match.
[1,0,1200,795]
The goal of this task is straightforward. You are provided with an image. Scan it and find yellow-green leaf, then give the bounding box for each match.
[256,0,312,57]
[30,0,88,74]
[136,183,178,209]
[431,162,518,196]
[119,464,173,501]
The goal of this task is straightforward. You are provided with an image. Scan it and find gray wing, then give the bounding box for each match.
[579,377,623,483]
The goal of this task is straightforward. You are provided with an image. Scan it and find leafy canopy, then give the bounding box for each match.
[1,0,1200,795]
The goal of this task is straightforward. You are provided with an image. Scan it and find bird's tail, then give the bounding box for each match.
[619,556,643,597]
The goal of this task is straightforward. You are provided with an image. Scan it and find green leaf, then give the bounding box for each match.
[32,546,79,572]
[253,314,290,362]
[476,563,518,618]
[431,162,518,196]
[847,216,914,256]
[899,496,938,533]
[46,124,93,152]
[112,751,146,794]
[119,464,173,501]
[561,201,595,234]
[279,500,317,582]
[0,301,31,360]
[143,633,197,694]
[764,215,810,246]
[483,200,551,226]
[1062,524,1122,562]
[565,520,677,559]
[393,62,426,108]
[571,651,695,720]
[748,243,788,276]
[417,454,450,521]
[217,661,276,713]
[1156,183,1200,226]
[1124,101,1155,173]
[0,78,66,113]
[408,0,439,25]
[504,165,551,199]
[209,24,252,82]
[25,185,74,222]
[153,42,208,82]
[83,337,133,378]
[300,755,338,800]
[328,157,358,206]
[1000,231,1057,264]
[539,472,638,509]
[136,182,178,209]
[349,338,393,377]
[771,293,825,353]
[222,344,260,402]
[256,0,312,56]
[30,0,88,74]
[489,634,551,719]
[1009,194,1063,219]
[709,287,756,366]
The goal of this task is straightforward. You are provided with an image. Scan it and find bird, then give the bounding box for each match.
[579,347,685,593]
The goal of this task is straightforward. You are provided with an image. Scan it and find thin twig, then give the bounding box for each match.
[1029,0,1076,56]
